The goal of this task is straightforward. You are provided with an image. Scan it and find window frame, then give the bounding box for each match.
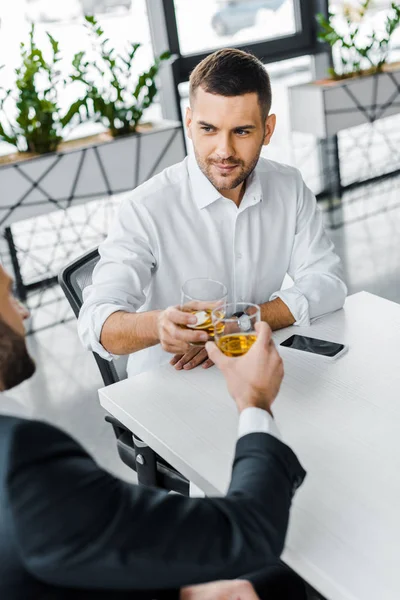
[162,0,327,82]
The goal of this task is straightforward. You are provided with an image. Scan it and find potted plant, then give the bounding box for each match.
[0,17,184,230]
[289,1,400,137]
[70,16,171,137]
[0,26,83,156]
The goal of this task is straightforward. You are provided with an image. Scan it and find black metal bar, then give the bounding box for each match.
[66,148,87,209]
[340,167,400,195]
[178,40,324,84]
[134,132,141,188]
[133,435,159,488]
[93,145,113,196]
[327,197,400,231]
[0,156,63,228]
[26,314,75,336]
[4,226,27,301]
[14,156,64,209]
[317,168,400,204]
[24,275,58,293]
[331,135,342,198]
[325,102,400,116]
[317,135,342,203]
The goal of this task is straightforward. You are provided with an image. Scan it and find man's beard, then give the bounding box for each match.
[0,319,36,390]
[194,140,264,192]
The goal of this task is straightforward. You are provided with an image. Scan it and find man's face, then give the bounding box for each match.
[0,265,35,391]
[186,88,276,193]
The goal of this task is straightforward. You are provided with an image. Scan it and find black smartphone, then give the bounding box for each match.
[280,335,347,359]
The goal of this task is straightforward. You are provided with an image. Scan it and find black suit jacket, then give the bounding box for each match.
[0,416,305,598]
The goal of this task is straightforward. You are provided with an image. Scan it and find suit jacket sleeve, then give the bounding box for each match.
[6,418,305,591]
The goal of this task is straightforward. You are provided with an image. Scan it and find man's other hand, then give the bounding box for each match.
[180,579,260,600]
[157,306,209,354]
[170,346,214,370]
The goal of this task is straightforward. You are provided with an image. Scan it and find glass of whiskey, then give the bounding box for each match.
[181,278,228,345]
[212,302,260,356]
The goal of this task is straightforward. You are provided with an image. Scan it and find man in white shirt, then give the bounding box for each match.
[78,48,347,377]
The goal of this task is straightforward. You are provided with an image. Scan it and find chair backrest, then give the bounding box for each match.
[58,248,128,386]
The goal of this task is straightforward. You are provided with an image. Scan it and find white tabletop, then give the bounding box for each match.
[99,292,400,600]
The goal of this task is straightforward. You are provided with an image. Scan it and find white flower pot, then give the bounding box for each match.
[289,66,400,138]
[0,120,185,228]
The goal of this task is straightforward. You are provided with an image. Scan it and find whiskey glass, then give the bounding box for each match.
[211,302,260,356]
[181,278,227,345]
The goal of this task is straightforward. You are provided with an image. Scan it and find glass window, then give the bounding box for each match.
[173,0,299,56]
[0,0,158,154]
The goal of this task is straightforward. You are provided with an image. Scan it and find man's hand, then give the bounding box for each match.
[170,346,214,370]
[206,321,283,415]
[180,580,259,600]
[157,306,209,354]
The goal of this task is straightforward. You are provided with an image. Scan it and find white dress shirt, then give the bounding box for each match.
[238,407,281,441]
[78,154,347,377]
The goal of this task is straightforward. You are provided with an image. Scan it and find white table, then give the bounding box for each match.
[99,292,400,600]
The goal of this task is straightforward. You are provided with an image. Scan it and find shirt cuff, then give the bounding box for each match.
[238,407,281,442]
[78,303,134,361]
[269,287,310,327]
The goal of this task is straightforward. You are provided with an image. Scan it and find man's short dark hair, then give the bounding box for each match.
[189,48,272,120]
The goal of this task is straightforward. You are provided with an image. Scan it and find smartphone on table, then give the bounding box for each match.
[280,334,348,360]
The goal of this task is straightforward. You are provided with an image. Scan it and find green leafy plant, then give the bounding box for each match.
[317,1,400,80]
[0,26,84,154]
[69,16,170,137]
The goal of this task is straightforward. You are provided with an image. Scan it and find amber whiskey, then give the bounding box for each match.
[217,333,257,357]
[184,308,224,341]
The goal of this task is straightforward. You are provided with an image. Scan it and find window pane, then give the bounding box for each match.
[174,0,299,56]
[0,0,158,154]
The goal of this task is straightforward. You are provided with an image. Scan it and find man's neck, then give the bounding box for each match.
[219,180,246,208]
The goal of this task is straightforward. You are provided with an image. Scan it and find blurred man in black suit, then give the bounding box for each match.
[0,264,306,599]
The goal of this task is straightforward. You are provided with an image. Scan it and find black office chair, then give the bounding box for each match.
[58,248,189,495]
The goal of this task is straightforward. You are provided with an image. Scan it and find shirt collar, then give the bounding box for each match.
[187,153,263,210]
[240,165,263,211]
[187,153,221,209]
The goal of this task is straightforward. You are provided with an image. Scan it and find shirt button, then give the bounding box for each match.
[236,253,243,260]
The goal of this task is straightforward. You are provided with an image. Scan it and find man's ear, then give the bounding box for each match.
[263,113,276,146]
[185,106,193,140]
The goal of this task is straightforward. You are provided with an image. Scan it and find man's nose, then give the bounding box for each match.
[215,134,235,160]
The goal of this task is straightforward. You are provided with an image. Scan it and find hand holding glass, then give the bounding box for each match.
[181,278,227,345]
[212,302,260,356]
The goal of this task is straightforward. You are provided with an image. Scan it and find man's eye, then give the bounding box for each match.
[236,129,249,136]
[201,126,213,132]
